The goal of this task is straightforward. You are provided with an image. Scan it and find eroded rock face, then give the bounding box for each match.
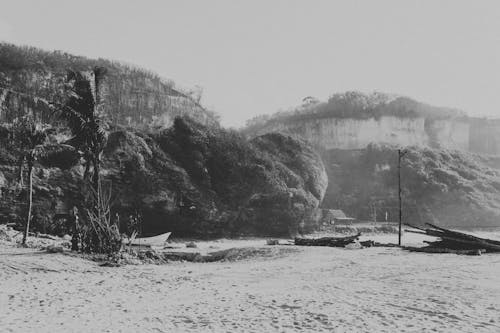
[0,117,328,237]
[0,43,218,129]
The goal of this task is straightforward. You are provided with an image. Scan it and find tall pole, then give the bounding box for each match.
[398,149,406,246]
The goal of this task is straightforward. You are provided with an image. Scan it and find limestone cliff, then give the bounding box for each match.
[245,92,500,156]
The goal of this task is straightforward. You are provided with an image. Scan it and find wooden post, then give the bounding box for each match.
[22,159,33,245]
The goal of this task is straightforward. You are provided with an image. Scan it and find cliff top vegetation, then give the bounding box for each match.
[245,91,466,133]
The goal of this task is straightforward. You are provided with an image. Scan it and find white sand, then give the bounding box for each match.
[1,233,500,332]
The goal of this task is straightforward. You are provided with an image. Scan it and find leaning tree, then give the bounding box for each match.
[13,117,50,244]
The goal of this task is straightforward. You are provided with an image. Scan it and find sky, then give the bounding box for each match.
[1,0,500,127]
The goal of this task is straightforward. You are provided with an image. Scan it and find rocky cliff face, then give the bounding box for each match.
[0,43,218,129]
[250,115,500,156]
[245,92,500,156]
[0,117,328,237]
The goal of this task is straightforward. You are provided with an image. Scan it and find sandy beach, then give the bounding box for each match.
[1,233,500,333]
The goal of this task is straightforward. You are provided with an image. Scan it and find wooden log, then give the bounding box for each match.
[404,223,426,231]
[404,229,428,235]
[360,240,374,247]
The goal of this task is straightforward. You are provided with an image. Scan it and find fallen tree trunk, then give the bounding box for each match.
[295,233,360,247]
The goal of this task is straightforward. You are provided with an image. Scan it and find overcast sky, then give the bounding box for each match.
[1,0,500,127]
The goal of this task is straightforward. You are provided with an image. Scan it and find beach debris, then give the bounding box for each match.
[143,250,161,260]
[404,223,500,254]
[0,225,14,242]
[266,239,279,245]
[99,261,121,267]
[185,242,197,248]
[294,233,361,247]
[45,245,65,253]
[36,233,59,241]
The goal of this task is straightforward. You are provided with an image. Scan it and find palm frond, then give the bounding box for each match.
[35,143,80,169]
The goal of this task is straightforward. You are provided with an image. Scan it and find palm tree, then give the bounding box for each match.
[58,67,121,253]
[59,67,108,204]
[14,118,47,245]
[14,117,75,245]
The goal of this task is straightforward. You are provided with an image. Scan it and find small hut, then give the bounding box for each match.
[323,209,356,226]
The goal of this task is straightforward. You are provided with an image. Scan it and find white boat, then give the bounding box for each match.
[122,232,172,247]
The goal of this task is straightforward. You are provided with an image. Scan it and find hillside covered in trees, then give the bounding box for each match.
[0,43,218,129]
[0,117,328,237]
[322,144,500,228]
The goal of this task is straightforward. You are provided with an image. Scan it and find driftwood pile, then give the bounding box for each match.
[294,233,399,248]
[295,233,361,247]
[404,223,500,255]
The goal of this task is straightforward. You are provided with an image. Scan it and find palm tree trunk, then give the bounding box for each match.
[92,158,101,218]
[17,155,25,186]
[22,161,33,245]
[83,159,90,181]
